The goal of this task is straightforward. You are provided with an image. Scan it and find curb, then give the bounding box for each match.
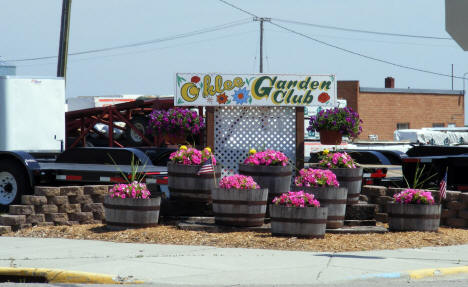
[359,266,468,281]
[0,267,144,284]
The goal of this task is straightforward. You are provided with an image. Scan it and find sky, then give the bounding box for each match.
[1,0,467,99]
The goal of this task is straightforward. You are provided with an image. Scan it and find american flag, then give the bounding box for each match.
[439,168,448,200]
[197,157,215,175]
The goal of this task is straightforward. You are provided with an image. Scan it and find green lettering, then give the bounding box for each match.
[252,76,277,100]
[272,90,285,105]
[303,90,313,104]
[310,81,319,90]
[287,81,298,89]
[298,77,311,90]
[320,81,331,91]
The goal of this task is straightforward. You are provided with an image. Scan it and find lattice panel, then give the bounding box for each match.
[214,106,296,177]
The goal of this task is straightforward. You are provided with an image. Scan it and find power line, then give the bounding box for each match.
[217,0,257,17]
[7,18,251,62]
[16,29,258,67]
[217,0,467,81]
[269,21,467,80]
[272,18,452,40]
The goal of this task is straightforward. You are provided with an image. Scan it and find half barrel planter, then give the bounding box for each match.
[330,167,363,205]
[167,162,221,215]
[211,188,268,227]
[238,164,292,205]
[300,186,348,229]
[104,195,161,230]
[270,205,328,238]
[387,203,441,232]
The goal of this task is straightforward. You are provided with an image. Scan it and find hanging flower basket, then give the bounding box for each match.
[319,130,342,145]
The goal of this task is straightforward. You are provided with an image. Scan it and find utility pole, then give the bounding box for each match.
[254,17,270,73]
[57,0,72,79]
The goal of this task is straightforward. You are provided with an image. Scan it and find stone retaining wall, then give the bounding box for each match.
[0,185,111,233]
[361,185,468,228]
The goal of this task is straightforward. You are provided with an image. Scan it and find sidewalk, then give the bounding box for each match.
[1,236,468,285]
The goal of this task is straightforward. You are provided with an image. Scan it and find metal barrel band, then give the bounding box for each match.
[239,171,292,177]
[272,232,325,239]
[388,213,440,219]
[170,196,211,202]
[327,216,345,220]
[336,176,362,182]
[212,199,267,206]
[103,220,159,227]
[317,199,347,204]
[215,219,264,227]
[213,212,265,218]
[271,217,327,224]
[169,187,212,194]
[168,171,221,178]
[103,203,160,211]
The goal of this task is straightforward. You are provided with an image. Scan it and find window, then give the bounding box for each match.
[397,123,409,130]
[448,123,456,128]
[432,123,444,128]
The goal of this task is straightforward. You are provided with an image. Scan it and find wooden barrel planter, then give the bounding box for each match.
[104,196,161,230]
[297,186,348,229]
[211,188,268,227]
[270,205,328,238]
[330,167,363,205]
[238,164,292,204]
[387,203,441,232]
[167,162,221,215]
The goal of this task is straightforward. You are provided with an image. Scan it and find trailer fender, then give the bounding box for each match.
[0,151,39,187]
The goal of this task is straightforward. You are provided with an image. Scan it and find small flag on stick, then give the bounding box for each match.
[439,167,448,200]
[197,157,215,175]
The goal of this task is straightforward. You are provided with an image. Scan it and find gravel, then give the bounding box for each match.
[3,223,468,252]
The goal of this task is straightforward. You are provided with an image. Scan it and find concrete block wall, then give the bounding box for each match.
[0,185,111,232]
[362,185,468,228]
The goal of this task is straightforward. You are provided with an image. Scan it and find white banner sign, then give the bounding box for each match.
[175,73,336,107]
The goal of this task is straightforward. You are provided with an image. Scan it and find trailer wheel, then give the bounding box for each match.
[0,160,30,210]
[126,117,148,146]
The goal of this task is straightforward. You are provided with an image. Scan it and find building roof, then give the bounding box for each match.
[360,87,463,95]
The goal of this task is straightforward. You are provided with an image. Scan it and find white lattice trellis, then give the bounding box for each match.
[214,106,296,177]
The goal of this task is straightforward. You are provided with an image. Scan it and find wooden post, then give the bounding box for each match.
[295,107,304,170]
[206,107,215,150]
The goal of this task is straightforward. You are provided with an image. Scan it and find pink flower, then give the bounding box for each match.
[393,188,435,205]
[219,174,259,190]
[244,149,289,166]
[294,168,339,187]
[272,191,320,208]
[108,181,151,199]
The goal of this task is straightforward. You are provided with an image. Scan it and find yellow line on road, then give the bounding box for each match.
[0,267,144,284]
[408,266,468,280]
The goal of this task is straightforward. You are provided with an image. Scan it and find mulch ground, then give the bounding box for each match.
[4,223,468,252]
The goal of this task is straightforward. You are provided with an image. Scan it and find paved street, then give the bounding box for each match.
[1,237,468,285]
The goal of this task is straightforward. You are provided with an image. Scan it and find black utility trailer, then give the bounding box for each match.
[401,145,468,191]
[0,147,175,208]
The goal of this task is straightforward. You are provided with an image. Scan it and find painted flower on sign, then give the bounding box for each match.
[217,93,228,104]
[233,87,250,105]
[191,76,200,83]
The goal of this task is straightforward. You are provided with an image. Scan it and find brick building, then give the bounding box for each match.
[338,78,465,141]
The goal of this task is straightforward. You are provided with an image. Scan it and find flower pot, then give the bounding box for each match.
[164,133,186,145]
[387,203,441,232]
[330,167,363,205]
[319,130,342,145]
[104,196,161,230]
[167,162,221,215]
[212,188,268,227]
[270,205,328,238]
[296,186,348,229]
[238,164,292,204]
